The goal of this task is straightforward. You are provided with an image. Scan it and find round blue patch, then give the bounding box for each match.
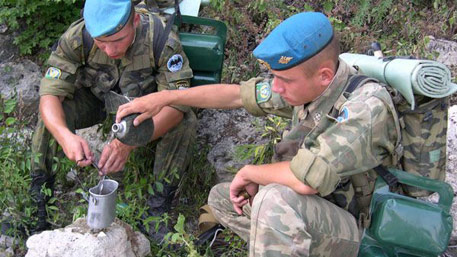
[167,54,183,73]
[336,106,349,123]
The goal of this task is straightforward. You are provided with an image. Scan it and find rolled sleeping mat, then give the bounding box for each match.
[340,53,457,109]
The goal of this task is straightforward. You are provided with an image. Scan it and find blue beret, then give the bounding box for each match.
[84,0,132,38]
[253,12,333,70]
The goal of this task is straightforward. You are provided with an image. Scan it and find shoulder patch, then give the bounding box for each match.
[167,54,183,73]
[45,67,62,80]
[255,81,272,104]
[336,106,349,123]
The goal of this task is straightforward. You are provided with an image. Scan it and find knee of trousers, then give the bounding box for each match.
[251,183,307,225]
[208,182,231,211]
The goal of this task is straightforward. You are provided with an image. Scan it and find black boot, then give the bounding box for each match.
[30,171,54,233]
[138,184,177,243]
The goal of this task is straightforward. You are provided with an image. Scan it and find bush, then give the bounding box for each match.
[0,0,83,56]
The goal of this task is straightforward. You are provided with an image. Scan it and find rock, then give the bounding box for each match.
[196,108,268,182]
[446,105,457,241]
[0,31,17,63]
[0,235,14,248]
[25,218,150,257]
[75,125,108,161]
[426,37,457,67]
[0,61,41,120]
[0,247,14,257]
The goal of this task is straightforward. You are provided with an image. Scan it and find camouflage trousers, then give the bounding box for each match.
[30,87,197,199]
[208,183,360,257]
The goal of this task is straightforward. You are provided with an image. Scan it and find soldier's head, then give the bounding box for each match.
[84,0,140,59]
[254,12,340,106]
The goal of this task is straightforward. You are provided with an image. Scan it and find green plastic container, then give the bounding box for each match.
[358,168,454,257]
[177,15,227,86]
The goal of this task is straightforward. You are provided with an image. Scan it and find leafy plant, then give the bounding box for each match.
[234,115,287,165]
[0,96,34,253]
[0,0,82,56]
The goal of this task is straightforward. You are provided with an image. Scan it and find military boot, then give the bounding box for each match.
[138,184,177,243]
[30,171,55,233]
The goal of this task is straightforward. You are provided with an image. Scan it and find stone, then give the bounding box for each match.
[25,218,150,257]
[0,61,41,120]
[426,36,457,67]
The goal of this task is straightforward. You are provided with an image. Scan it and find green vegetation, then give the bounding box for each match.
[0,0,456,256]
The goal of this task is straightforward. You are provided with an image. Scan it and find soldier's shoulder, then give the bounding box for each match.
[60,18,85,51]
[350,81,391,103]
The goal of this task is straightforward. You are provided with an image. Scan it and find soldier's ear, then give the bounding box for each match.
[318,67,334,87]
[133,13,140,27]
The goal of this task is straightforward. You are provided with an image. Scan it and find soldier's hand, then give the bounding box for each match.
[97,139,134,175]
[61,133,94,167]
[116,91,169,126]
[229,172,259,215]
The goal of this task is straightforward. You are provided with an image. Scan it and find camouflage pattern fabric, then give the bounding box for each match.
[214,59,400,256]
[208,183,359,257]
[396,95,448,197]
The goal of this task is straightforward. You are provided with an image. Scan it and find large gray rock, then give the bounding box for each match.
[427,37,457,67]
[25,218,150,257]
[0,60,41,119]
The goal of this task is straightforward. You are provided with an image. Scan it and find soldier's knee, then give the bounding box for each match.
[253,183,296,208]
[208,182,230,208]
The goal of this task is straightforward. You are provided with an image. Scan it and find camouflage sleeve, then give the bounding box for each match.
[39,20,84,99]
[240,77,293,119]
[155,29,193,113]
[289,84,399,196]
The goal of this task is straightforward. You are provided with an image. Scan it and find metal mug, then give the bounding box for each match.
[87,179,119,230]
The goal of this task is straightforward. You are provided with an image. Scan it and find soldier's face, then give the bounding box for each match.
[94,14,138,59]
[271,65,324,106]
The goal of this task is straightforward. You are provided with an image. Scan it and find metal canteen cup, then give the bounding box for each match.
[87,179,119,230]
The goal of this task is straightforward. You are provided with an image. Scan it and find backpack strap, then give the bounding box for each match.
[345,75,399,187]
[345,74,378,94]
[373,165,398,187]
[149,0,181,68]
[82,26,94,65]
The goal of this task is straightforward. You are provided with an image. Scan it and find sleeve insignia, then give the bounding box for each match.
[336,106,349,123]
[45,67,62,80]
[255,82,272,104]
[176,80,190,89]
[167,54,183,73]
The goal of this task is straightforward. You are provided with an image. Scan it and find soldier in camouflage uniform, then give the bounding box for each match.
[115,12,400,256]
[31,0,196,239]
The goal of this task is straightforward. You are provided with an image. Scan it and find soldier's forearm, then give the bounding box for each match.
[39,95,74,146]
[151,106,183,140]
[164,84,243,109]
[239,162,318,195]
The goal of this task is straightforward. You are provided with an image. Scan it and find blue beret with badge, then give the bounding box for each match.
[253,12,333,71]
[83,0,132,38]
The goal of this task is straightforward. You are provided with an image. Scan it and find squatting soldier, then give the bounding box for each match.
[31,0,196,241]
[116,12,400,256]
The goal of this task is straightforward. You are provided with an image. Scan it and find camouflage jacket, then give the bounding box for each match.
[240,59,400,215]
[39,11,193,112]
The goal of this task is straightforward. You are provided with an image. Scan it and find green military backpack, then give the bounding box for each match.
[346,73,449,197]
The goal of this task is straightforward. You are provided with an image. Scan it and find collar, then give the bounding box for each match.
[118,13,144,67]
